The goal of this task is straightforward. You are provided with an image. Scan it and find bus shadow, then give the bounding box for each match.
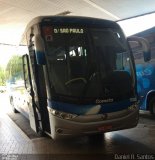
[46,132,155,154]
[103,133,155,154]
[139,111,155,125]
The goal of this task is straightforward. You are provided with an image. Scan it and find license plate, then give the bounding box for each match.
[98,125,112,131]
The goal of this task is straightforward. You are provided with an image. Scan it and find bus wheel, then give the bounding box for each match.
[10,97,19,113]
[149,97,155,115]
[38,129,45,137]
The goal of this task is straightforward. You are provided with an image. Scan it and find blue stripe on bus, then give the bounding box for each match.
[47,99,133,115]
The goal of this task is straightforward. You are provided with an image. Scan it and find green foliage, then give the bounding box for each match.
[6,55,22,80]
[0,55,23,86]
[0,66,6,85]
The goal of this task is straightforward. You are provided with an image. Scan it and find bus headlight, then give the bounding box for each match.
[50,108,77,120]
[128,103,138,111]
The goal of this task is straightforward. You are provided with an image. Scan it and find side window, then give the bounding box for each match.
[23,55,31,89]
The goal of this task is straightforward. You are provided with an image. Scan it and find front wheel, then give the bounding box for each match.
[149,97,155,115]
[10,97,19,113]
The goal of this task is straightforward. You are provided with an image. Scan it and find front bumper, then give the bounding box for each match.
[48,106,139,140]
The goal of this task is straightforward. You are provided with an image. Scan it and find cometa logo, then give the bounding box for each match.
[96,99,113,104]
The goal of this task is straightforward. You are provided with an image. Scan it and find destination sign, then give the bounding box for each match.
[53,28,84,34]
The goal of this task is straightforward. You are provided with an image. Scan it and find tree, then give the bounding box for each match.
[6,55,22,80]
[0,66,6,86]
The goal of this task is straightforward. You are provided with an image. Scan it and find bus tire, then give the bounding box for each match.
[38,129,45,137]
[13,107,19,113]
[10,97,19,113]
[149,97,155,115]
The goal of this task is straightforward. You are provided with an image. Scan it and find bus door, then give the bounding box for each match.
[22,54,39,132]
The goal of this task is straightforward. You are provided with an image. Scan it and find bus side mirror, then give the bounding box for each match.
[34,35,46,65]
[127,36,151,62]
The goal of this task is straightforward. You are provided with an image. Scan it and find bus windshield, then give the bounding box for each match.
[43,26,134,104]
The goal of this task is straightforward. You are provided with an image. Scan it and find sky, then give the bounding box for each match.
[1,13,155,67]
[118,13,155,36]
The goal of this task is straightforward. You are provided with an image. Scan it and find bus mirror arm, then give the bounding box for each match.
[127,36,151,62]
[34,35,46,65]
